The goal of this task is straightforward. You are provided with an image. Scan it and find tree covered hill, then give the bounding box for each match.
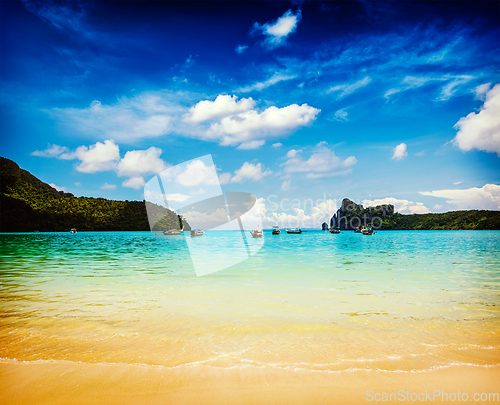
[0,157,190,232]
[329,198,500,230]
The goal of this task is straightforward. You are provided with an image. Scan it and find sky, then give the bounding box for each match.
[1,0,499,228]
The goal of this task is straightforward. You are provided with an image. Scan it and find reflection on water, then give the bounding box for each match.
[0,231,499,371]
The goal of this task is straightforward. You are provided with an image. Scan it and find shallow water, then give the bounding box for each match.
[0,230,499,372]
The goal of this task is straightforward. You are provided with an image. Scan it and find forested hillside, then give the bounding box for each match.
[0,157,190,232]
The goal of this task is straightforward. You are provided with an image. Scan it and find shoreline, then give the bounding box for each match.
[1,361,499,404]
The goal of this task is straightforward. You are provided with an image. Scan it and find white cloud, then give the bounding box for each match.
[218,172,233,185]
[117,147,168,177]
[272,142,283,148]
[235,45,248,54]
[32,144,70,158]
[252,9,302,49]
[326,76,371,99]
[237,140,266,150]
[74,182,82,187]
[419,184,500,210]
[452,83,500,156]
[50,94,176,142]
[259,197,338,228]
[433,204,444,211]
[122,176,146,190]
[237,73,296,93]
[453,181,463,185]
[282,144,356,179]
[174,159,220,187]
[281,180,291,191]
[231,162,272,183]
[184,95,255,123]
[438,75,474,101]
[100,183,116,190]
[50,183,67,192]
[165,193,191,203]
[71,139,121,173]
[392,143,408,160]
[363,197,430,214]
[333,109,348,122]
[474,83,491,101]
[206,103,320,148]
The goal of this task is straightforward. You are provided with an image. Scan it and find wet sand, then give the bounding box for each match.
[1,361,499,404]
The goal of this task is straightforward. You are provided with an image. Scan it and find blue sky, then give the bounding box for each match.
[1,0,499,227]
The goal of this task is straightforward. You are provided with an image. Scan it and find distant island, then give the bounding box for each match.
[0,157,190,232]
[323,198,500,230]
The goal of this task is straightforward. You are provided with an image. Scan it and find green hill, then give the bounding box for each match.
[330,198,500,230]
[0,157,190,232]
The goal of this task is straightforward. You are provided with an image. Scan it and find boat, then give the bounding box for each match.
[190,228,204,237]
[329,228,340,234]
[285,228,302,234]
[163,227,183,235]
[251,227,263,238]
[70,228,77,234]
[272,226,280,235]
[354,228,361,233]
[362,227,373,235]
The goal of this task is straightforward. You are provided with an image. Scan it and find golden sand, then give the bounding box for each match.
[1,361,499,404]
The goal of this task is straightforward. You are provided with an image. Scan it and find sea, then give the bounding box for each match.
[0,230,499,373]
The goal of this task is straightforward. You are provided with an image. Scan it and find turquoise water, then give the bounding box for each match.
[1,230,499,372]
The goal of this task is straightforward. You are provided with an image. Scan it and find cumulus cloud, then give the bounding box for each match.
[326,76,371,99]
[101,183,116,190]
[184,95,255,123]
[452,83,500,156]
[282,144,356,179]
[252,9,302,49]
[237,140,266,150]
[122,176,146,190]
[392,143,408,160]
[206,103,320,148]
[174,159,221,187]
[259,197,338,228]
[363,197,430,214]
[419,184,500,210]
[69,139,121,173]
[272,142,283,148]
[231,162,272,183]
[117,147,168,177]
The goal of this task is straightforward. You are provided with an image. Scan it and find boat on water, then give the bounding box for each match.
[354,228,362,233]
[190,228,204,237]
[70,228,77,234]
[329,228,340,234]
[251,227,263,238]
[285,228,302,234]
[163,227,184,235]
[272,226,281,235]
[362,227,374,235]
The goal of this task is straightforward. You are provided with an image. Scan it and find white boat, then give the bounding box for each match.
[70,228,77,234]
[251,227,263,238]
[190,228,204,237]
[163,227,184,235]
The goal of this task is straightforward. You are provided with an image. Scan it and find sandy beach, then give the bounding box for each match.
[1,361,499,404]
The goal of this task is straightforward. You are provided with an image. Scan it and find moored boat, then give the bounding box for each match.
[190,228,204,237]
[163,227,184,235]
[329,228,340,234]
[251,227,263,238]
[285,228,302,234]
[70,228,77,234]
[362,227,373,235]
[272,226,280,235]
[354,228,361,233]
